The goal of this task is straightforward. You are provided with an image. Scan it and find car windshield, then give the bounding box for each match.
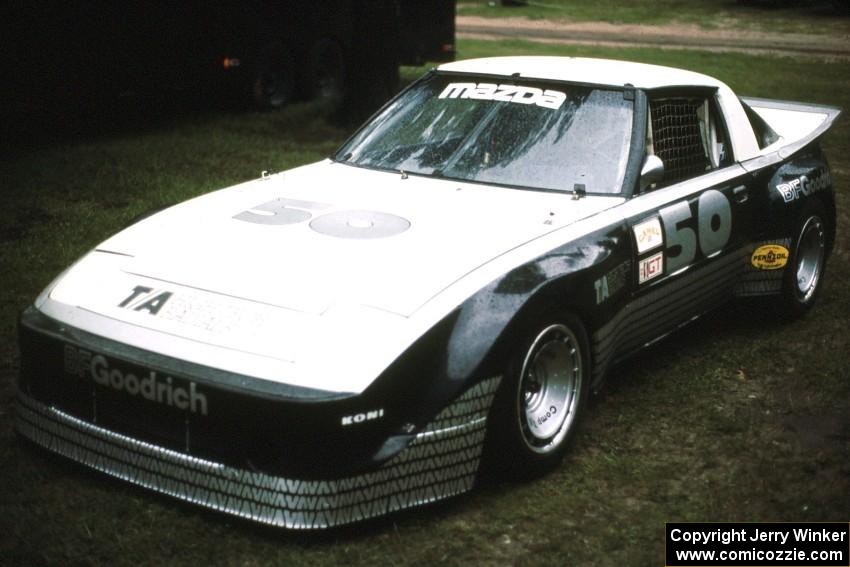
[335,73,634,194]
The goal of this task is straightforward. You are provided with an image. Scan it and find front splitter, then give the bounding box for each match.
[15,376,500,529]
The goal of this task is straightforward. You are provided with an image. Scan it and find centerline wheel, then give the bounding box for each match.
[792,216,825,304]
[485,311,590,478]
[779,199,830,319]
[518,323,583,454]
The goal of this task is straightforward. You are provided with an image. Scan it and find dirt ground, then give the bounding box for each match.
[456,15,850,60]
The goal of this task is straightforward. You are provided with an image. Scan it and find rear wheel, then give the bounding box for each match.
[779,200,829,318]
[486,313,590,478]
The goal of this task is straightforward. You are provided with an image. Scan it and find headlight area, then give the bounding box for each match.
[15,306,500,528]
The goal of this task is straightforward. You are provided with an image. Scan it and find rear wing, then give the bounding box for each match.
[740,96,841,171]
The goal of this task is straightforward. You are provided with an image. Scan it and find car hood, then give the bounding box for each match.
[44,161,622,393]
[95,160,621,317]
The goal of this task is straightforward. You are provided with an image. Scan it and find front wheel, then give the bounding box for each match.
[486,313,590,478]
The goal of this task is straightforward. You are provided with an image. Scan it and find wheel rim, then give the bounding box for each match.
[517,323,582,454]
[315,55,343,100]
[794,216,825,303]
[254,72,288,108]
[253,46,291,109]
[311,40,345,101]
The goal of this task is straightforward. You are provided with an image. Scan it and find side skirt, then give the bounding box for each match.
[591,247,748,388]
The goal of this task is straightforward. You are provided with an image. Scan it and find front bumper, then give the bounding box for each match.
[16,375,499,529]
[16,305,502,527]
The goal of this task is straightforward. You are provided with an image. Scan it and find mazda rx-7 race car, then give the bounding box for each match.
[16,57,840,529]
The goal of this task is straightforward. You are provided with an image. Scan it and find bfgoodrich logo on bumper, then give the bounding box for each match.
[63,345,208,415]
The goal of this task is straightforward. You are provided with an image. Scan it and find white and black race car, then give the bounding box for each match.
[16,57,840,529]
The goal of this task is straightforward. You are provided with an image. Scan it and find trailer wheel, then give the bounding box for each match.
[307,38,346,103]
[252,43,294,110]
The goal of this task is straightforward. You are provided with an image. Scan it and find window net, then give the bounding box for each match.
[649,99,710,185]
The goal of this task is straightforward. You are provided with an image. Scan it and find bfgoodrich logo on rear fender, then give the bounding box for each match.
[63,345,208,415]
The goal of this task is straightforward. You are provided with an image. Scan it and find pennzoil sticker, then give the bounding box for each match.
[751,245,789,270]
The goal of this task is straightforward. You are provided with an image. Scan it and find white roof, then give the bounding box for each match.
[437,56,724,90]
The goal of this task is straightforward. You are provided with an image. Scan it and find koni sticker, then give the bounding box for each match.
[639,252,664,284]
[633,217,663,253]
[751,244,789,270]
[438,83,567,109]
[341,409,385,427]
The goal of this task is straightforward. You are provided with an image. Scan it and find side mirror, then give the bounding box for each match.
[639,155,664,192]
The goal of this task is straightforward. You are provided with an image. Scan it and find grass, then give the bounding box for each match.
[1,39,849,566]
[458,0,850,34]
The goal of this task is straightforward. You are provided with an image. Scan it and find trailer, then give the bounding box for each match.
[2,1,457,127]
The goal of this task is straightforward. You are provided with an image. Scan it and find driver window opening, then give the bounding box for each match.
[644,96,731,190]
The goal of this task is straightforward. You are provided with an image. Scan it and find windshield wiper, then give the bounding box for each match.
[438,103,502,178]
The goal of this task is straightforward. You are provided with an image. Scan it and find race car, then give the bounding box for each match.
[16,57,840,529]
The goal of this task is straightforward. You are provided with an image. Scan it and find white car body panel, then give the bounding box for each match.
[42,160,623,394]
[438,56,725,91]
[751,104,830,151]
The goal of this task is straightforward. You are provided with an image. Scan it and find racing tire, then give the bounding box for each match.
[485,312,591,479]
[252,43,294,110]
[778,200,829,319]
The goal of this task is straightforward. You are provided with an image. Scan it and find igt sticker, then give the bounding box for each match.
[639,252,664,284]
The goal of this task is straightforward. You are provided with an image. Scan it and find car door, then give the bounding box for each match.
[620,90,757,351]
